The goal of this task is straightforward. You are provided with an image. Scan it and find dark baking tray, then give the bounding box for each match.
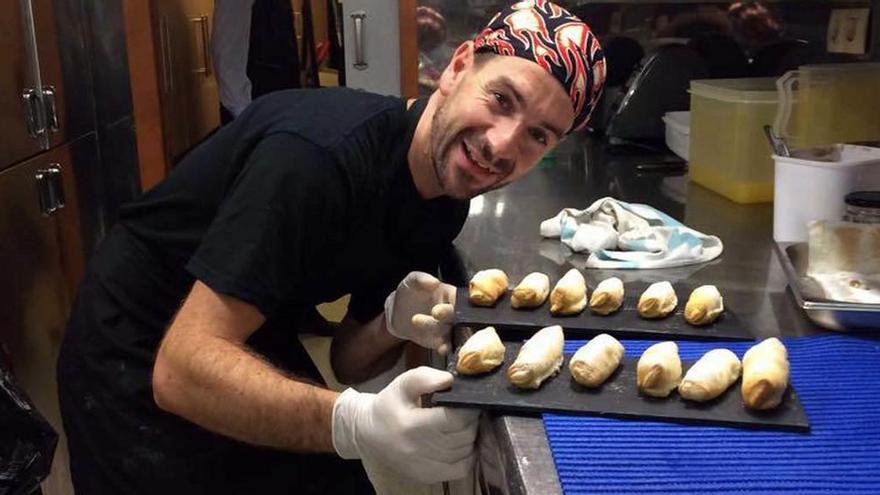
[432,343,810,433]
[454,284,752,341]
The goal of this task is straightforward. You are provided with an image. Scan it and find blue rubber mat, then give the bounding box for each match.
[544,335,880,494]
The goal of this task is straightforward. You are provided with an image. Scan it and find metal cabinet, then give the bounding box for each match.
[2,0,94,172]
[0,1,47,168]
[0,137,90,495]
[0,1,95,492]
[342,0,402,95]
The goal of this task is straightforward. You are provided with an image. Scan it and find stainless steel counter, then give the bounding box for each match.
[451,135,825,494]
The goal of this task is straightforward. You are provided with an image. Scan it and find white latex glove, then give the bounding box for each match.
[384,272,456,353]
[332,366,479,485]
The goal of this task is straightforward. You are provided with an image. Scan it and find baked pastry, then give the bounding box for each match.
[511,272,551,309]
[549,269,587,316]
[679,349,741,402]
[637,341,682,397]
[507,325,564,389]
[637,281,678,319]
[469,269,509,306]
[589,277,624,315]
[569,333,625,387]
[742,337,789,410]
[456,326,506,375]
[684,285,724,325]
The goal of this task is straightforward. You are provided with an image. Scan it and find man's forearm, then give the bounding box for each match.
[331,313,405,384]
[154,329,337,452]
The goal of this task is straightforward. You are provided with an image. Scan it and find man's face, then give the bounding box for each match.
[430,53,575,200]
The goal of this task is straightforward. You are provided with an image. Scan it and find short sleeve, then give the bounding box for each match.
[345,240,455,324]
[186,133,349,317]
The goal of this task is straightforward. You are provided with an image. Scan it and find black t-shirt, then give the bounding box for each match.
[92,88,468,377]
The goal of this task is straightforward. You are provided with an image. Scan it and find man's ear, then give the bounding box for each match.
[438,41,475,96]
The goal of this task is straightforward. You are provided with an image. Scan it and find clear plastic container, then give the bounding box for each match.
[775,63,880,150]
[689,78,779,203]
[662,111,690,161]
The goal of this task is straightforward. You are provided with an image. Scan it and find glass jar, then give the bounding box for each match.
[844,191,880,224]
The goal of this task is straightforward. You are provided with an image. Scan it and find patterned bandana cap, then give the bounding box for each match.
[473,0,606,133]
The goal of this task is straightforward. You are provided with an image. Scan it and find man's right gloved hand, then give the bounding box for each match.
[384,272,456,354]
[331,366,479,484]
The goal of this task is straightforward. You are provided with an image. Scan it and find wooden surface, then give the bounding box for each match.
[124,0,167,190]
[398,0,418,98]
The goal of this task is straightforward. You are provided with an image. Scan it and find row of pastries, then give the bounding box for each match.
[456,326,790,411]
[469,269,725,325]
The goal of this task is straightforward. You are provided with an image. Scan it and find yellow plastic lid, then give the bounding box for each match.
[689,77,779,104]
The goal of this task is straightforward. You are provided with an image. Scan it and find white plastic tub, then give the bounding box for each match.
[662,111,690,161]
[773,144,880,242]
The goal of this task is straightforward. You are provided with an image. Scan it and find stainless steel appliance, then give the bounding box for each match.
[1,1,117,492]
[606,44,708,144]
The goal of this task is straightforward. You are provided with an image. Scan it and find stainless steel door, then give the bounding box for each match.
[0,0,44,169]
[31,0,93,149]
[342,0,401,95]
[0,141,81,495]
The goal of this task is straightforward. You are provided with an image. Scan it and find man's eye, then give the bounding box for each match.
[493,91,510,110]
[530,128,547,146]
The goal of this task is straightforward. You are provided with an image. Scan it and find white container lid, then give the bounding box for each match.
[773,144,880,170]
[689,77,779,104]
[662,111,690,135]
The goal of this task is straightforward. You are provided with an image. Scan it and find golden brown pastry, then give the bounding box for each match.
[679,349,741,402]
[469,269,509,306]
[637,341,682,397]
[549,269,587,316]
[742,338,790,410]
[507,325,564,389]
[589,277,625,315]
[637,281,678,319]
[511,272,551,309]
[456,326,506,375]
[684,285,724,325]
[569,333,625,387]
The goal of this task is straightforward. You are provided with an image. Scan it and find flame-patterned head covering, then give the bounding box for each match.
[474,1,606,133]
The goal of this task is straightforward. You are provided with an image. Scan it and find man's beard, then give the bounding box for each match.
[429,100,513,200]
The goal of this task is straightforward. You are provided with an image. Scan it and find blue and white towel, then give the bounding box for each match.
[540,197,723,269]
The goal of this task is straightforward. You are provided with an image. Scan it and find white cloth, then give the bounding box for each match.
[211,0,256,116]
[540,197,723,269]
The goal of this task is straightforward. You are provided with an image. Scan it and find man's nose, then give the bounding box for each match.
[484,117,522,165]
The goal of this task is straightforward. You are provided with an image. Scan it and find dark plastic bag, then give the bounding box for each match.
[0,363,57,495]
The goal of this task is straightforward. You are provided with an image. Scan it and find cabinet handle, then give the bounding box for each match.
[22,88,45,138]
[35,164,64,217]
[351,11,367,70]
[159,16,173,92]
[191,15,211,76]
[42,85,59,133]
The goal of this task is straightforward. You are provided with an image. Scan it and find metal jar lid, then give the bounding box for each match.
[845,191,880,208]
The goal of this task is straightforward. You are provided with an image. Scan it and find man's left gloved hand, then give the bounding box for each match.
[384,272,456,354]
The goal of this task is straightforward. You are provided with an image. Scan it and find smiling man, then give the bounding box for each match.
[57,2,605,493]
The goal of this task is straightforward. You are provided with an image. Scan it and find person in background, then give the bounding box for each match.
[212,0,301,124]
[416,5,449,93]
[57,1,606,493]
[727,1,784,53]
